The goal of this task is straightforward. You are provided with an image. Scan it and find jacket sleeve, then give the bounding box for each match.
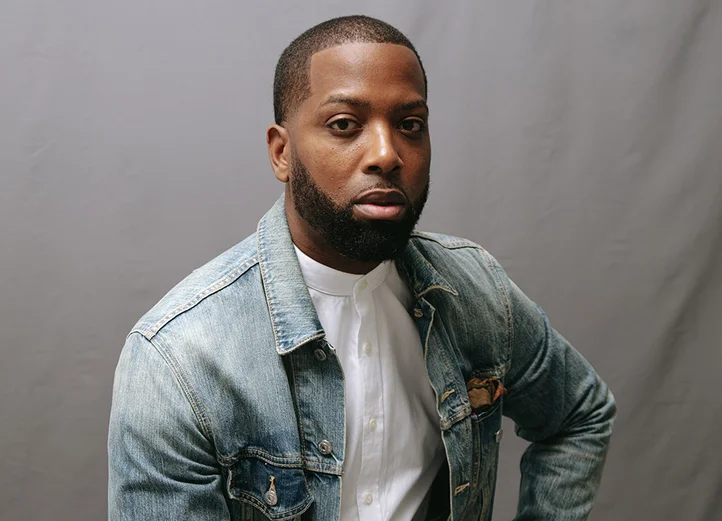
[108,332,231,521]
[498,273,616,521]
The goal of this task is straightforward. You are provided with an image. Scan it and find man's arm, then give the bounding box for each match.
[108,332,231,520]
[499,274,616,521]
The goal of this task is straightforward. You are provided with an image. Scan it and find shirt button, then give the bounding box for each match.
[359,279,368,290]
[413,308,423,318]
[363,342,372,355]
[364,493,373,505]
[368,418,377,430]
[313,348,327,361]
[318,439,333,455]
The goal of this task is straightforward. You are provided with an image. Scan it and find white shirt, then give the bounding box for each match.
[294,246,445,521]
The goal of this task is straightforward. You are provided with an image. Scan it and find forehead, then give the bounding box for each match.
[305,42,426,107]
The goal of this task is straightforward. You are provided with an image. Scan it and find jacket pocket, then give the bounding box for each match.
[226,455,313,521]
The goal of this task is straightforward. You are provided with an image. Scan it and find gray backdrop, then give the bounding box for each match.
[2,1,721,520]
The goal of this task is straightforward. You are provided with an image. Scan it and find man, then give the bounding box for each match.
[108,15,615,521]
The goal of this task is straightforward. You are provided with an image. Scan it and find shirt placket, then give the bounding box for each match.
[353,277,384,520]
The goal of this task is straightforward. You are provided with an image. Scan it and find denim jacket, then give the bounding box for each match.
[108,195,615,521]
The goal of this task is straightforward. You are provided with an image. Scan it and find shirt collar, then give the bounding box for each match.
[294,245,391,297]
[257,194,457,356]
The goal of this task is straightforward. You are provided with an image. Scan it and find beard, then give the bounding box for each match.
[289,154,429,263]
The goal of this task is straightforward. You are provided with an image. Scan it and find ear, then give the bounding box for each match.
[267,124,291,183]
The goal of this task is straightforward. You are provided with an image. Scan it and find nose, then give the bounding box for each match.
[362,123,403,175]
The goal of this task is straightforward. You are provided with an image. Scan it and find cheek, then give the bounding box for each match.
[402,149,431,192]
[299,143,362,198]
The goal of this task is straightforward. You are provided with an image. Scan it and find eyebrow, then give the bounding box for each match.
[320,95,428,113]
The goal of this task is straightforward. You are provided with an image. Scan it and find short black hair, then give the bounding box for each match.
[273,15,427,125]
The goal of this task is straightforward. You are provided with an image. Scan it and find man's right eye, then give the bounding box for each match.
[327,118,360,133]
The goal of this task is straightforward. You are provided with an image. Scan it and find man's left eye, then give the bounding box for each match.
[399,119,425,133]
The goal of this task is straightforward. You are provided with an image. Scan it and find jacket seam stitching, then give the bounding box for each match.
[408,242,459,297]
[480,249,514,370]
[289,352,310,465]
[219,447,304,467]
[424,306,466,432]
[257,223,284,354]
[137,257,258,339]
[302,460,343,475]
[411,232,485,251]
[145,333,214,441]
[230,488,312,520]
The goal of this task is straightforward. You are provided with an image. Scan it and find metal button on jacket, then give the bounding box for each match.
[264,476,278,506]
[413,308,424,318]
[313,348,327,361]
[495,429,504,443]
[263,489,278,506]
[318,439,333,455]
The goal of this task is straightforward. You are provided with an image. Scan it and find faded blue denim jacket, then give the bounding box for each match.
[108,196,615,521]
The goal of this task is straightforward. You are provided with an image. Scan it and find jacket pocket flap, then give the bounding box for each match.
[227,456,312,520]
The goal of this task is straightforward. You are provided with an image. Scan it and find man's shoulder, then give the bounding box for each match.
[410,230,485,251]
[408,230,507,288]
[409,230,498,267]
[129,232,261,340]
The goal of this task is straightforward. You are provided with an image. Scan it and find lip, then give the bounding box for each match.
[353,189,408,221]
[354,189,407,205]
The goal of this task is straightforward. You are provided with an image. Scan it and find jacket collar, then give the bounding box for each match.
[395,238,458,300]
[257,195,457,356]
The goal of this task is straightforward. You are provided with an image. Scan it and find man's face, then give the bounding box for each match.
[280,42,431,265]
